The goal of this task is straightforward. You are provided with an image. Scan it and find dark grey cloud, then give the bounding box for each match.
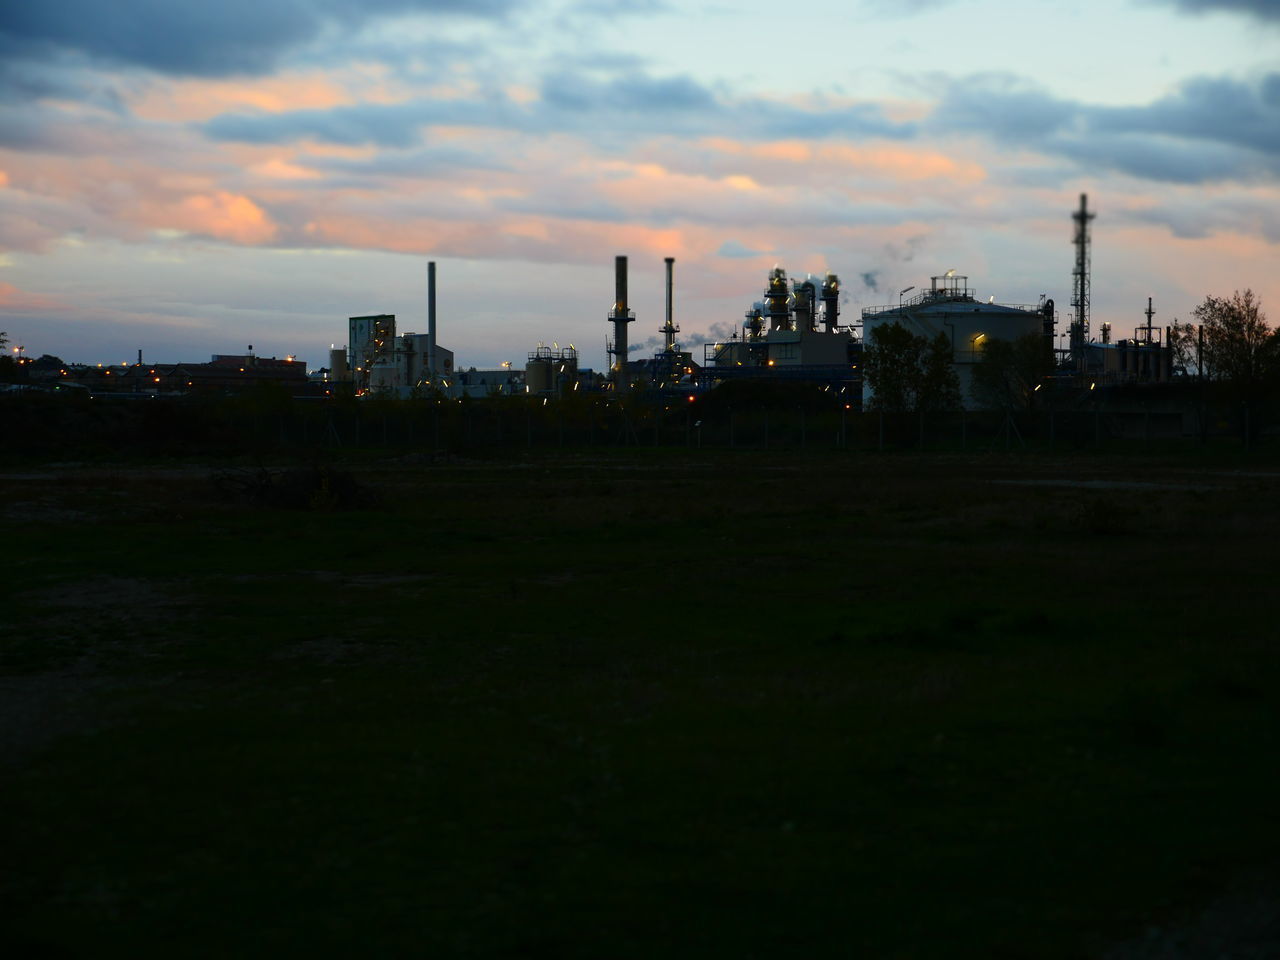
[1096,74,1280,155]
[205,98,526,148]
[931,72,1280,183]
[0,1,515,77]
[311,146,513,180]
[540,70,717,114]
[717,240,767,258]
[0,53,128,111]
[1151,0,1280,21]
[203,68,913,148]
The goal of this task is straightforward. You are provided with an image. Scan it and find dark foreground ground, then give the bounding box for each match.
[2,450,1278,957]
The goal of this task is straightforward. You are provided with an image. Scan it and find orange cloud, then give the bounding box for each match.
[130,73,356,123]
[0,169,9,188]
[174,192,278,244]
[250,158,324,181]
[0,282,65,311]
[699,138,985,184]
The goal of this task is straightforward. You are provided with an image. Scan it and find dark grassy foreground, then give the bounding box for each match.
[2,451,1278,957]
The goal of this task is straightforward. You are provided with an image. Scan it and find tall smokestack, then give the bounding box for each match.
[663,257,676,353]
[428,260,437,380]
[609,255,633,392]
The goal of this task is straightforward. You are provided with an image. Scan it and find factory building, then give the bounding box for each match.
[700,267,859,388]
[1075,298,1175,385]
[862,272,1053,409]
[341,262,462,397]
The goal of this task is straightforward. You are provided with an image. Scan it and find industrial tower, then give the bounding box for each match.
[662,257,678,353]
[1070,193,1095,375]
[607,255,634,392]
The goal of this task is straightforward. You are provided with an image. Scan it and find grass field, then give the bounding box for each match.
[3,449,1278,957]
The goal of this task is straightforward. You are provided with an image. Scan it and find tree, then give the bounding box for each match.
[0,332,14,383]
[969,334,1055,410]
[864,322,961,413]
[1167,320,1199,376]
[1192,290,1278,398]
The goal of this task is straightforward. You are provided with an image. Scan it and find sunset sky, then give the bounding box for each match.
[2,0,1277,370]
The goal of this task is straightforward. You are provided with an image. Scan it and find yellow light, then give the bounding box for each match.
[974,333,986,344]
[1034,384,1042,392]
[1090,382,1096,390]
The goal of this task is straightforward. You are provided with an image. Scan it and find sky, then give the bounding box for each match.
[1,0,1278,371]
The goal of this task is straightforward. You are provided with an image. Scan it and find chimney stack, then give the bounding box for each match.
[609,255,634,392]
[427,260,437,380]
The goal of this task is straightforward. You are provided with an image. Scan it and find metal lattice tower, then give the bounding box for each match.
[1070,193,1095,372]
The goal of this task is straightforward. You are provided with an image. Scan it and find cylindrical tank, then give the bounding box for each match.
[329,347,349,381]
[526,358,552,394]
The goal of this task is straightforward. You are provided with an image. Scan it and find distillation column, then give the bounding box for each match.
[821,273,840,332]
[609,255,634,392]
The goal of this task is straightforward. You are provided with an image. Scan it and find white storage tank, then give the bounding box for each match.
[861,273,1051,409]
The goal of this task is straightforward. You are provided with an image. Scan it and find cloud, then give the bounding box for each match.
[310,145,513,180]
[204,98,521,147]
[1149,0,1280,21]
[569,0,671,15]
[929,72,1280,183]
[0,280,65,311]
[717,240,768,258]
[0,1,516,77]
[174,192,278,244]
[203,69,913,148]
[1096,73,1280,155]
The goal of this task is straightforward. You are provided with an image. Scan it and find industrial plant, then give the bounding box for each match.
[13,193,1184,406]
[324,193,1175,410]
